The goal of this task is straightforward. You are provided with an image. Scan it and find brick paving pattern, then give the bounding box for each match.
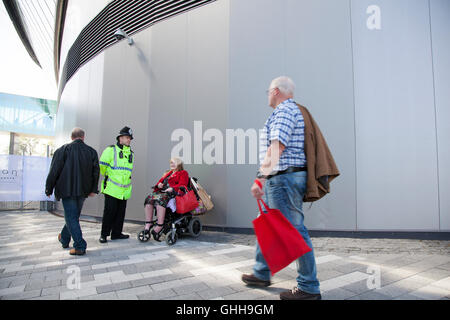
[0,211,449,300]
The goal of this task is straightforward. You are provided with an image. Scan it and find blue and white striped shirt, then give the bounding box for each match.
[259,98,306,172]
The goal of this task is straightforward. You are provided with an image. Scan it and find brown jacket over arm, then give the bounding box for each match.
[297,104,340,202]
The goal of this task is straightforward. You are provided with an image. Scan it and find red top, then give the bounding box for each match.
[154,170,189,194]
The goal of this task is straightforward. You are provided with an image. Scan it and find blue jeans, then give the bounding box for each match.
[60,197,87,251]
[253,171,321,294]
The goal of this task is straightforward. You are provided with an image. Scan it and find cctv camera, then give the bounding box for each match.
[114,28,134,45]
[114,29,126,41]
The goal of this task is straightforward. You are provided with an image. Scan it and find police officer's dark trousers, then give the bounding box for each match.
[101,194,127,238]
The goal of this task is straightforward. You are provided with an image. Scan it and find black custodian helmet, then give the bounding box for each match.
[116,126,134,140]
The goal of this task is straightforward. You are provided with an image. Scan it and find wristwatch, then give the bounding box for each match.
[256,171,268,180]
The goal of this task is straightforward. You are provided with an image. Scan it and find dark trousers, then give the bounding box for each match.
[60,197,87,250]
[101,194,127,238]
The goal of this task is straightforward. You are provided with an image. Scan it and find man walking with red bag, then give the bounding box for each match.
[242,76,322,300]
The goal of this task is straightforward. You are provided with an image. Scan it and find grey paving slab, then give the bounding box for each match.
[25,279,62,291]
[375,276,432,298]
[317,269,346,282]
[96,281,133,294]
[222,289,270,300]
[340,279,373,295]
[0,285,25,296]
[409,284,450,300]
[41,285,65,297]
[227,283,258,293]
[173,282,209,295]
[394,293,427,300]
[197,286,237,300]
[60,287,98,300]
[138,288,177,300]
[347,290,396,300]
[115,285,152,299]
[0,272,19,279]
[1,289,42,300]
[29,294,60,300]
[436,262,450,271]
[79,292,119,300]
[322,288,359,300]
[415,268,450,281]
[164,292,203,300]
[332,262,369,274]
[380,270,414,287]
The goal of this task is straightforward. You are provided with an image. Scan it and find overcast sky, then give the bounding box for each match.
[0,2,57,101]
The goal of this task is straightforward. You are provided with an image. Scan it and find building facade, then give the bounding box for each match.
[6,0,450,232]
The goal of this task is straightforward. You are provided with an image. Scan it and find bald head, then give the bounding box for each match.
[71,127,85,141]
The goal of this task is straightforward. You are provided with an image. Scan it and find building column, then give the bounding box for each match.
[9,132,15,155]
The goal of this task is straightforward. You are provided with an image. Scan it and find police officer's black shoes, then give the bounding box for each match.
[99,236,107,243]
[111,233,129,240]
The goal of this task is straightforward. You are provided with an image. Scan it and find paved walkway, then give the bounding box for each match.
[0,211,449,300]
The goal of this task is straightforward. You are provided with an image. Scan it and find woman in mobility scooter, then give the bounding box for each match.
[138,158,203,245]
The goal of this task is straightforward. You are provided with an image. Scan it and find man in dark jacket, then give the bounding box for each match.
[45,128,100,255]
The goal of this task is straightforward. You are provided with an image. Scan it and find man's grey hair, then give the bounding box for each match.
[71,127,85,139]
[270,76,296,96]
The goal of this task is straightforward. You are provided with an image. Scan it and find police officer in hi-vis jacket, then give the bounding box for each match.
[99,127,134,243]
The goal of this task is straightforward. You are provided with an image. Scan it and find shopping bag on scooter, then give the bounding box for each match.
[175,187,199,214]
[252,199,312,275]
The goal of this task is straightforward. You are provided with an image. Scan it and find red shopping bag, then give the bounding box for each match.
[252,199,312,275]
[176,189,199,214]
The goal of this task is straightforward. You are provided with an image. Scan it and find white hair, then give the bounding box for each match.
[270,76,295,96]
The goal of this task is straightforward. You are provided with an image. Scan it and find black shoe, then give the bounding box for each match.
[241,274,271,287]
[99,236,107,243]
[111,233,129,240]
[280,287,322,300]
[151,230,161,242]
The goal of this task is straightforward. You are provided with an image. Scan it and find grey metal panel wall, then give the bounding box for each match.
[351,0,439,230]
[184,0,230,227]
[228,0,356,229]
[430,0,450,231]
[285,0,356,230]
[228,0,286,228]
[146,13,188,211]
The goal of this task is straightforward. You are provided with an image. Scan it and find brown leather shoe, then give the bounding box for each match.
[58,234,69,249]
[241,274,271,287]
[69,248,86,256]
[280,287,322,300]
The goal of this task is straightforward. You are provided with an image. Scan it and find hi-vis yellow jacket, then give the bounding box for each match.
[99,144,133,200]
